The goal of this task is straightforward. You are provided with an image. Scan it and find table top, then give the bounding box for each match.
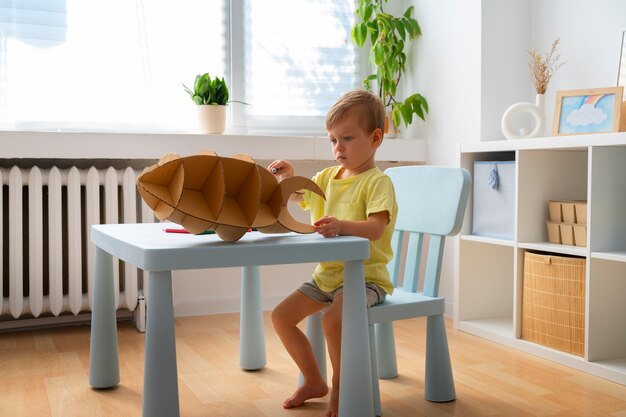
[91,222,370,271]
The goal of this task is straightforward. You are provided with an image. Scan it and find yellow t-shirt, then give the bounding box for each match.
[300,166,397,294]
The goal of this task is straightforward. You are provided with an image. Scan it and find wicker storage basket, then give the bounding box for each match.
[522,252,586,356]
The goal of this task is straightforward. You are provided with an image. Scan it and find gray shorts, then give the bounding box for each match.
[298,279,387,307]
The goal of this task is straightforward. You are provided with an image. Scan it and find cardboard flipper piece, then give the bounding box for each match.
[137,151,325,241]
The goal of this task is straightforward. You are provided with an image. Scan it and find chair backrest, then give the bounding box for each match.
[385,166,471,297]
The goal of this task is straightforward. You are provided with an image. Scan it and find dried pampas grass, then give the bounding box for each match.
[528,37,565,94]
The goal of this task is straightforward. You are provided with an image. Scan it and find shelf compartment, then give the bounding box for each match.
[590,146,626,253]
[459,151,515,236]
[587,259,626,363]
[458,317,514,340]
[589,358,626,385]
[458,240,514,328]
[517,149,588,244]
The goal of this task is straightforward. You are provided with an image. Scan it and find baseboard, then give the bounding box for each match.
[0,310,134,332]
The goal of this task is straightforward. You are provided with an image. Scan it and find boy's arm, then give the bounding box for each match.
[314,211,389,240]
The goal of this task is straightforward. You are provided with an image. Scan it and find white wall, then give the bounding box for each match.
[479,0,626,140]
[481,0,531,141]
[530,0,626,131]
[404,0,482,312]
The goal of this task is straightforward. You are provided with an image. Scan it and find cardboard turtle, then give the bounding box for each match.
[137,150,325,241]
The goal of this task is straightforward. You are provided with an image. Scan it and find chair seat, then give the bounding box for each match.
[368,288,445,324]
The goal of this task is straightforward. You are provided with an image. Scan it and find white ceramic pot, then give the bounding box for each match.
[197,104,227,134]
[501,94,546,140]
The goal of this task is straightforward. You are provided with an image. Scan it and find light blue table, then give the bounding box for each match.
[88,222,374,417]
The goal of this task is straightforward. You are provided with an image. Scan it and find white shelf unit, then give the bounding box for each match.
[455,132,626,386]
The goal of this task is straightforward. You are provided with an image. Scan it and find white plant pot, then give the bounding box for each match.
[197,104,227,134]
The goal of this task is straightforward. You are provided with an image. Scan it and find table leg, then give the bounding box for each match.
[89,246,120,388]
[239,266,266,370]
[142,270,180,417]
[299,311,327,386]
[339,260,374,417]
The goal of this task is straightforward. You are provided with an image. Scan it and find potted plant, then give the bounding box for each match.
[183,73,229,134]
[351,0,428,137]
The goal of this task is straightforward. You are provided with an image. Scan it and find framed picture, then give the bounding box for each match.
[552,87,624,136]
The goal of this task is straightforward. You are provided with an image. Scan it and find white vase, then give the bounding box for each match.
[197,104,227,134]
[501,94,546,140]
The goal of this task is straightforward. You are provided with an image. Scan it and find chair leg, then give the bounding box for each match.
[425,314,456,402]
[375,322,398,379]
[299,311,327,386]
[369,324,382,417]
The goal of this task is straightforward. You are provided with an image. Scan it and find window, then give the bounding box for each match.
[236,0,359,134]
[0,0,359,135]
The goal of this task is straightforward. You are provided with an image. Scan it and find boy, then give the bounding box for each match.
[269,89,398,417]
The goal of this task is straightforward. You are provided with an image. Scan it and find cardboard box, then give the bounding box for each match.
[561,202,576,223]
[472,161,515,240]
[137,151,325,241]
[575,202,587,225]
[559,223,574,245]
[548,201,563,222]
[573,224,587,247]
[546,201,587,246]
[546,221,561,244]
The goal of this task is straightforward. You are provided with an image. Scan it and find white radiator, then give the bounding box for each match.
[0,163,153,330]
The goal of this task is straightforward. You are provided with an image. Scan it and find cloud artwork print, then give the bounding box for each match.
[552,87,624,136]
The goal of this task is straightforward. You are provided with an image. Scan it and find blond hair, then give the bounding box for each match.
[326,89,386,135]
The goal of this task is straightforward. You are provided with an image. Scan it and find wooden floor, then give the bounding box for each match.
[1,313,625,417]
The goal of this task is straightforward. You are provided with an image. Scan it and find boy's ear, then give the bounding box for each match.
[371,128,383,148]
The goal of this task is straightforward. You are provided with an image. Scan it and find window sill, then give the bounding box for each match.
[0,131,427,162]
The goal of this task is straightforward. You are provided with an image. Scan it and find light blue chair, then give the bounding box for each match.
[305,165,471,416]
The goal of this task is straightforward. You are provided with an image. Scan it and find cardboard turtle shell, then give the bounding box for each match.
[137,150,325,241]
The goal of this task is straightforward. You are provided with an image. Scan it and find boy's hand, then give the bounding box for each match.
[314,216,342,238]
[314,212,388,241]
[268,160,295,181]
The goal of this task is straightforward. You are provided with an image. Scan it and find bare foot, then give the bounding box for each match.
[282,382,329,409]
[324,385,339,417]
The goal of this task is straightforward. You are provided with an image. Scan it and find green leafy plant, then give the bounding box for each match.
[183,73,229,105]
[351,0,428,129]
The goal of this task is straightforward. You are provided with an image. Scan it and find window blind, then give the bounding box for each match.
[0,0,358,134]
[0,0,227,133]
[240,0,359,134]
